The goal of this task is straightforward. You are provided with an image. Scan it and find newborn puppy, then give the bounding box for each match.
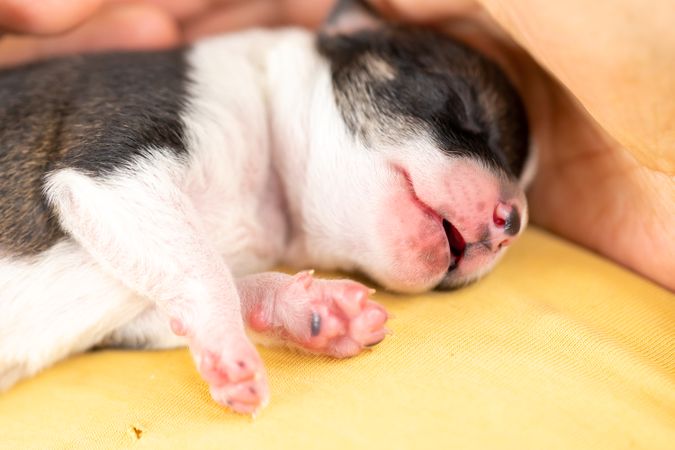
[0,0,532,413]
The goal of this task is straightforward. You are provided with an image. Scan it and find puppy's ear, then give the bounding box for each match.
[321,0,384,37]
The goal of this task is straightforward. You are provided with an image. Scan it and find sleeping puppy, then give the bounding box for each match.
[0,0,532,414]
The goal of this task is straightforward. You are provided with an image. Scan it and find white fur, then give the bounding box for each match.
[182,32,288,276]
[0,30,307,387]
[0,27,533,389]
[0,242,146,389]
[101,306,185,349]
[266,33,530,291]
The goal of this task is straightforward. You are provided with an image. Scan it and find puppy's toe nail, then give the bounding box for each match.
[310,311,321,336]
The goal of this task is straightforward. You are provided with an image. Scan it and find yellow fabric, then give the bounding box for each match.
[1,227,674,449]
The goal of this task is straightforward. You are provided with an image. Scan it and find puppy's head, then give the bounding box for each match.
[290,0,532,293]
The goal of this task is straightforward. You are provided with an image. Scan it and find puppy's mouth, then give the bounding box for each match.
[443,219,466,271]
[395,165,467,272]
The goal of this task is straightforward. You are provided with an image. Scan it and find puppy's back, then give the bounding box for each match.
[0,50,191,255]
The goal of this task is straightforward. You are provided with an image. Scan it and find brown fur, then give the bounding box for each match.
[0,50,189,256]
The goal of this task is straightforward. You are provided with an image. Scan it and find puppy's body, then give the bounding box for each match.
[0,32,287,268]
[0,29,299,391]
[0,1,532,414]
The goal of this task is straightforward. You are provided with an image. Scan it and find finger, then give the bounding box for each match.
[0,0,105,34]
[184,0,282,41]
[368,0,479,23]
[141,0,212,21]
[276,0,334,28]
[0,3,181,68]
[184,0,334,40]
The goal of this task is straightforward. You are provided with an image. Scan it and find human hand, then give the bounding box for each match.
[0,0,332,67]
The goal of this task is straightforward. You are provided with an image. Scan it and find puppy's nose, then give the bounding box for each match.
[493,202,521,242]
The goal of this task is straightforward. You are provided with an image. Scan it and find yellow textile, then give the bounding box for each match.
[1,227,674,449]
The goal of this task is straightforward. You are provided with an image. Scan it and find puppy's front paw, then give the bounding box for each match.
[251,271,389,358]
[192,339,269,415]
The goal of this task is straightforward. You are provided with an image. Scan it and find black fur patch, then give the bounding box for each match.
[318,26,530,179]
[0,49,190,255]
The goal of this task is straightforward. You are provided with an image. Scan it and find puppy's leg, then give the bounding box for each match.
[238,271,389,358]
[102,271,390,358]
[46,163,268,413]
[0,242,147,391]
[98,306,186,350]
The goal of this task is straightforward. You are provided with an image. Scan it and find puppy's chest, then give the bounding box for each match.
[186,160,287,276]
[180,107,287,275]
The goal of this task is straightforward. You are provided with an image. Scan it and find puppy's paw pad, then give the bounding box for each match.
[280,272,389,358]
[196,344,269,414]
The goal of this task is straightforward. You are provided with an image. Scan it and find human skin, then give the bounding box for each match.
[0,0,672,290]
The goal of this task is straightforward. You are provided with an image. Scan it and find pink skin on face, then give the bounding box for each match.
[377,169,450,291]
[378,159,526,290]
[434,163,505,240]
